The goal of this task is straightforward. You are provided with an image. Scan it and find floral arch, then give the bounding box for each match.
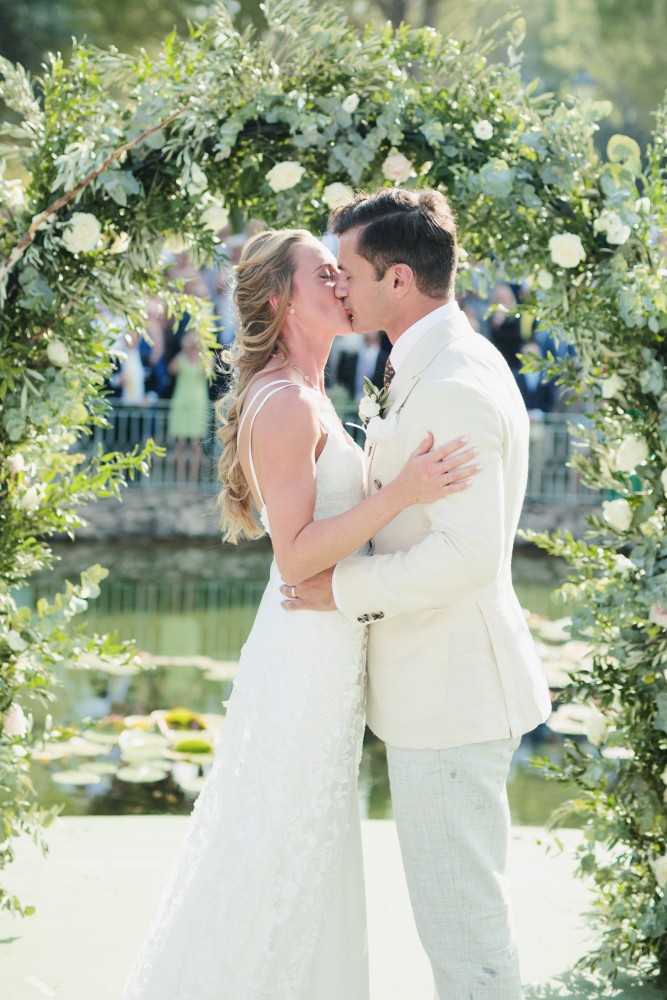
[1,0,666,978]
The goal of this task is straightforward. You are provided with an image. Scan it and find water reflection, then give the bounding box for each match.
[27,541,577,824]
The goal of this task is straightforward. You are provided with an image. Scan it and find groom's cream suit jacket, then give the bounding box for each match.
[334,304,551,749]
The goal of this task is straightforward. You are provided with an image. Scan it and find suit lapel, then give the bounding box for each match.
[387,309,474,413]
[365,310,474,483]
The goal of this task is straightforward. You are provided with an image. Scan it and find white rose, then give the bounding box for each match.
[5,453,25,477]
[5,179,25,209]
[46,337,69,367]
[661,467,667,495]
[200,204,230,232]
[594,209,631,246]
[381,149,414,184]
[366,412,399,445]
[109,232,130,254]
[615,435,649,473]
[585,708,611,747]
[61,212,102,254]
[473,119,494,141]
[358,396,381,421]
[549,233,586,269]
[323,182,354,210]
[16,485,43,513]
[652,854,667,889]
[342,94,360,114]
[649,602,667,628]
[536,269,553,290]
[612,554,635,576]
[163,232,189,254]
[266,160,305,192]
[600,373,624,399]
[2,703,28,739]
[187,163,208,196]
[635,197,651,214]
[606,219,631,245]
[641,513,664,537]
[6,630,26,652]
[602,498,633,532]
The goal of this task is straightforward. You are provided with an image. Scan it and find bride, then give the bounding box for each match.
[123,228,478,1000]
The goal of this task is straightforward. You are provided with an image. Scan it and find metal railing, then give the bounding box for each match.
[86,401,602,505]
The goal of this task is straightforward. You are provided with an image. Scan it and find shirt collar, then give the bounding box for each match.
[389,301,460,372]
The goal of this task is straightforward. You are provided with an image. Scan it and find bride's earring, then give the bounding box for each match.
[289,307,295,315]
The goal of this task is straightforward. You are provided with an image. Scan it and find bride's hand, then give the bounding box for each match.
[395,433,481,506]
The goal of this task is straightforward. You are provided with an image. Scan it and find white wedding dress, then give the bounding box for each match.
[123,381,369,1000]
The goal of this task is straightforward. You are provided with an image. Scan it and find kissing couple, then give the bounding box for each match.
[124,187,551,1000]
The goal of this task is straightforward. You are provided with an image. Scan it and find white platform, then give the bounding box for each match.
[0,817,661,999]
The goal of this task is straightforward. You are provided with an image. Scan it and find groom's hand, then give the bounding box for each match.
[280,567,336,612]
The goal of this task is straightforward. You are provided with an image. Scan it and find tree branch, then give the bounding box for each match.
[0,106,189,282]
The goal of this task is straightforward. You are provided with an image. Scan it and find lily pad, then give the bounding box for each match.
[172,738,214,754]
[51,769,103,786]
[119,730,169,756]
[158,707,208,731]
[91,761,119,775]
[116,765,170,784]
[82,729,120,746]
[175,775,206,795]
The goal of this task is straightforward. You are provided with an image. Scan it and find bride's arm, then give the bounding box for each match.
[248,388,478,585]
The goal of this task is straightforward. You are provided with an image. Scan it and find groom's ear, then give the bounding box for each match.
[390,263,414,299]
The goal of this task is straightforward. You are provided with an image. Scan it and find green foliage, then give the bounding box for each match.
[0,0,666,979]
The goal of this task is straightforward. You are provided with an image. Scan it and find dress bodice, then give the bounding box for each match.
[238,381,365,535]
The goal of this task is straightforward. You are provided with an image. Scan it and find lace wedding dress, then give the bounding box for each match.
[123,381,369,1000]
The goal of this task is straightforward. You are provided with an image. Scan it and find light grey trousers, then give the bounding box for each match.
[386,737,522,1000]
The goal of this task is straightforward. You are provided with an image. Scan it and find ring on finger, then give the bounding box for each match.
[291,585,297,599]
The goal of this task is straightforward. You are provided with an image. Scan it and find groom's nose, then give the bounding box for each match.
[334,275,348,299]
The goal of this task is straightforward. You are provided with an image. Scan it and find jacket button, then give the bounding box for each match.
[373,479,382,490]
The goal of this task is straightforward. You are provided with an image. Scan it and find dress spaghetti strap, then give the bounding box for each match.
[237,380,300,510]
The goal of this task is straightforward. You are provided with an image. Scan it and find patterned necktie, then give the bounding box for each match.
[383,358,395,393]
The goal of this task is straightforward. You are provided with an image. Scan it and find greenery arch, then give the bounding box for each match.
[1,0,666,979]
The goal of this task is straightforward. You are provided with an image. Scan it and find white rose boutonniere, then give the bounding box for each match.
[366,411,399,445]
[353,377,397,445]
[358,377,389,425]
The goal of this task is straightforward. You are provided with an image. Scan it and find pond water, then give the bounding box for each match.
[23,540,580,825]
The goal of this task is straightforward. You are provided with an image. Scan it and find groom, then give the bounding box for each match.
[281,188,551,998]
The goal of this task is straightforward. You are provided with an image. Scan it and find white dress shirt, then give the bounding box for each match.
[388,300,460,375]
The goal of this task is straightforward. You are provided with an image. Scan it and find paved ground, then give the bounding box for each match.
[0,817,662,1000]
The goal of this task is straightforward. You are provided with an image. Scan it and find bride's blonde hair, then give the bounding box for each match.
[216,228,315,543]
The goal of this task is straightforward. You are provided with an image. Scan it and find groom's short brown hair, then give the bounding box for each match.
[329,188,457,299]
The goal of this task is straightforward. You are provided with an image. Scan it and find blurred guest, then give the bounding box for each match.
[336,330,391,400]
[113,329,147,406]
[167,330,211,485]
[515,340,554,497]
[514,340,555,416]
[489,282,523,370]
